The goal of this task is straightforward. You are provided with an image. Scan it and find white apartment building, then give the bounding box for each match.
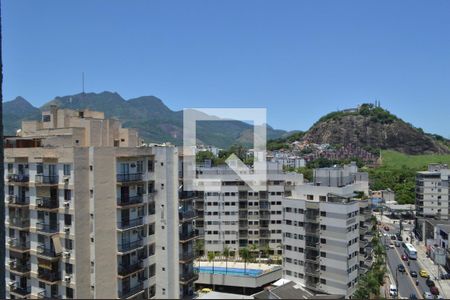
[282,165,371,298]
[4,107,195,299]
[196,162,303,256]
[416,164,450,219]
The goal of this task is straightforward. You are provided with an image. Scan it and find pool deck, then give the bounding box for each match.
[195,261,277,271]
[194,261,282,289]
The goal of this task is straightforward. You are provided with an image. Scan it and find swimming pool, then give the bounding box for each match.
[195,266,263,277]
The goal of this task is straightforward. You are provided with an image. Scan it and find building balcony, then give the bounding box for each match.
[117,239,144,253]
[117,195,144,207]
[117,217,144,230]
[305,215,319,223]
[35,175,59,185]
[179,251,196,263]
[36,197,59,210]
[36,222,59,234]
[179,270,199,284]
[118,282,144,299]
[37,290,61,299]
[305,241,320,250]
[37,270,61,283]
[8,239,30,252]
[9,286,31,297]
[7,195,30,206]
[179,210,197,223]
[8,217,30,229]
[305,277,320,289]
[37,244,60,260]
[7,174,30,183]
[118,261,144,277]
[180,231,198,242]
[304,255,320,264]
[9,261,31,275]
[304,265,320,277]
[116,173,143,183]
[259,213,270,220]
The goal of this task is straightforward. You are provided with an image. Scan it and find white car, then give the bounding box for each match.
[389,243,395,249]
[423,292,434,299]
[389,285,398,297]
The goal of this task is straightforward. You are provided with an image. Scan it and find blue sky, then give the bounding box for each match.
[3,1,450,137]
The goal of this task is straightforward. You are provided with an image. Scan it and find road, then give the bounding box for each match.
[382,227,428,299]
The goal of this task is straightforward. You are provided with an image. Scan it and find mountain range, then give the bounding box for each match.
[3,92,289,148]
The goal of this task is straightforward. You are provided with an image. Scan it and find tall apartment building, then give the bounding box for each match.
[282,164,371,298]
[416,163,450,219]
[415,164,450,240]
[4,107,193,299]
[195,162,303,256]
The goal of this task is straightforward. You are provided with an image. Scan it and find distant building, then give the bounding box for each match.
[282,165,372,297]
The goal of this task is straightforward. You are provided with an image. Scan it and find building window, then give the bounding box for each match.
[65,263,73,274]
[65,238,73,250]
[7,163,13,174]
[37,164,43,174]
[42,115,51,122]
[307,195,314,200]
[64,214,72,226]
[320,278,326,284]
[63,164,71,176]
[66,287,74,298]
[64,189,72,201]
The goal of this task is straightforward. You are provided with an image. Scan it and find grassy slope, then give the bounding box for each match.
[381,150,450,170]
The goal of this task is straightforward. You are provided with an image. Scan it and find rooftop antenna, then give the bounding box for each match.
[82,72,85,94]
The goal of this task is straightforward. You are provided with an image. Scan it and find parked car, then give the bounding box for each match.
[384,226,390,231]
[430,286,440,295]
[426,278,435,287]
[389,243,395,249]
[410,271,418,278]
[423,291,434,299]
[395,241,401,247]
[440,273,450,279]
[391,235,397,240]
[401,254,408,261]
[397,235,404,241]
[398,264,406,273]
[389,285,398,297]
[420,269,430,278]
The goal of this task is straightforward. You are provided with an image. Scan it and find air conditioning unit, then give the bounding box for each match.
[64,275,72,282]
[37,198,43,207]
[37,243,45,254]
[8,281,15,287]
[36,223,44,230]
[63,175,70,181]
[9,261,16,268]
[64,226,71,233]
[63,251,71,258]
[64,201,70,208]
[8,238,16,246]
[8,196,14,203]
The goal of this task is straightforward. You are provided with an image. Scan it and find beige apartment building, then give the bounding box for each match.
[4,106,196,299]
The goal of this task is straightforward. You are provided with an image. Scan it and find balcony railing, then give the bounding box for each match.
[118,282,144,299]
[116,173,143,183]
[118,239,143,252]
[36,197,59,209]
[179,210,196,222]
[8,239,30,251]
[10,286,31,296]
[117,195,144,206]
[8,217,30,228]
[179,251,195,262]
[36,222,59,234]
[8,174,30,183]
[117,217,144,230]
[180,231,197,241]
[35,175,59,185]
[10,261,31,274]
[180,270,199,283]
[7,195,29,205]
[118,261,144,276]
[37,244,59,259]
[38,270,61,282]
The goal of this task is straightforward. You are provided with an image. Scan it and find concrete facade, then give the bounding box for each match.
[4,108,191,299]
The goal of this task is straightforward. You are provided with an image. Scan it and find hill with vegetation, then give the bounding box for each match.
[3,92,288,148]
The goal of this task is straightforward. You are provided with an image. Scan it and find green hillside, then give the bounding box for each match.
[381,150,450,169]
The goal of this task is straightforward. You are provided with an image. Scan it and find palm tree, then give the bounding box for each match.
[0,4,5,297]
[223,246,230,274]
[207,251,216,274]
[239,247,250,275]
[195,239,204,271]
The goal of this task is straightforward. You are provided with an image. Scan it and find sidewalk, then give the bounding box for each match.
[402,229,450,298]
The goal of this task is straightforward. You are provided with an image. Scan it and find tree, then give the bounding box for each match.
[239,247,250,275]
[195,239,204,270]
[223,246,230,274]
[207,251,216,274]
